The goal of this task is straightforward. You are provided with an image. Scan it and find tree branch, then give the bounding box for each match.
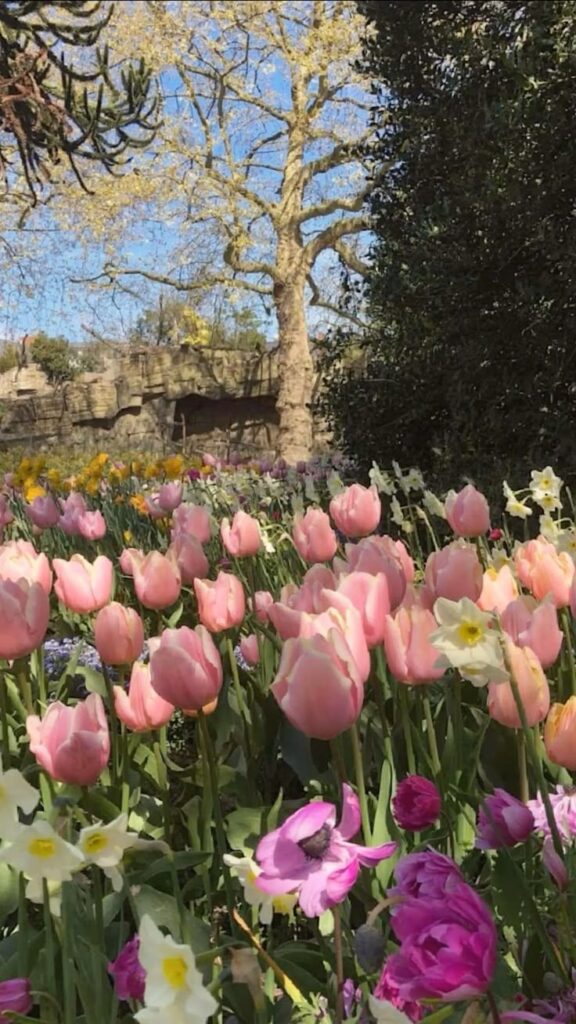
[307,273,368,328]
[305,213,371,265]
[299,188,370,225]
[72,265,274,296]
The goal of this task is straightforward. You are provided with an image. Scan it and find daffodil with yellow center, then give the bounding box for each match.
[223,854,296,925]
[0,820,84,881]
[136,915,218,1021]
[0,768,39,840]
[431,597,509,687]
[79,813,141,892]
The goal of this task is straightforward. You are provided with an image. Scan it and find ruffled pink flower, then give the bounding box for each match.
[476,789,534,849]
[392,776,441,831]
[107,936,146,1002]
[255,784,396,917]
[374,965,424,1022]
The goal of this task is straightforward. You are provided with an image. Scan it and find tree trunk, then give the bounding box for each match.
[274,276,315,464]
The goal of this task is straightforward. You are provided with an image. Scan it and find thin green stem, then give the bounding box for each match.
[61,883,76,1024]
[422,693,441,778]
[350,722,371,842]
[16,658,34,716]
[0,670,10,769]
[398,686,416,775]
[101,663,120,786]
[486,990,502,1024]
[561,608,576,697]
[333,905,344,1024]
[516,730,529,804]
[198,710,238,935]
[42,879,58,1023]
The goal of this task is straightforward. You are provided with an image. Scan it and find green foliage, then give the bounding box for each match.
[30,332,75,383]
[321,0,576,492]
[0,343,18,375]
[130,295,267,351]
[0,0,158,203]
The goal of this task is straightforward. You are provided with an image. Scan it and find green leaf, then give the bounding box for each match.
[132,884,182,937]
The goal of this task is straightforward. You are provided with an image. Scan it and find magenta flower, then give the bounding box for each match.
[255,784,396,917]
[476,789,535,849]
[392,776,441,831]
[374,964,424,1022]
[390,849,462,899]
[528,785,576,843]
[107,935,146,1002]
[0,978,32,1019]
[386,858,498,1002]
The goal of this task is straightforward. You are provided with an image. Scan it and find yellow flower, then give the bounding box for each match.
[94,452,109,468]
[144,462,161,480]
[131,458,144,477]
[163,454,184,479]
[130,494,149,515]
[84,478,101,496]
[46,468,62,488]
[123,530,133,543]
[24,483,46,502]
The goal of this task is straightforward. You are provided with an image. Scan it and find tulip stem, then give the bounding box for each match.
[332,904,344,1024]
[101,663,120,787]
[421,693,441,779]
[226,637,256,796]
[561,609,576,697]
[516,730,529,804]
[398,686,416,776]
[486,990,502,1024]
[350,723,371,843]
[198,710,238,936]
[42,879,58,1023]
[0,670,10,769]
[16,658,34,716]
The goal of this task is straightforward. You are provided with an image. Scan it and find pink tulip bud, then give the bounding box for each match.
[0,578,49,660]
[423,541,483,606]
[53,554,114,614]
[269,565,338,639]
[114,661,174,731]
[0,539,52,594]
[445,484,490,537]
[0,495,13,530]
[393,776,441,830]
[476,789,534,849]
[322,571,395,648]
[478,565,519,615]
[25,493,60,529]
[168,534,209,585]
[487,641,550,728]
[0,978,32,1019]
[58,492,87,536]
[544,697,576,770]
[27,694,110,785]
[132,551,181,610]
[150,625,223,710]
[221,510,262,557]
[329,483,381,538]
[157,481,183,513]
[77,509,107,541]
[272,629,366,740]
[383,605,445,685]
[292,508,337,563]
[194,571,245,631]
[543,837,568,889]
[94,602,144,665]
[501,597,562,669]
[171,503,212,544]
[251,590,274,623]
[119,548,144,577]
[335,536,409,600]
[240,634,260,666]
[515,537,575,607]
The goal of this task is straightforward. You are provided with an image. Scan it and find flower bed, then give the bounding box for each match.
[0,451,572,1023]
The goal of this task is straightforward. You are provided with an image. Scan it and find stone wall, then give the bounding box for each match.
[0,346,328,457]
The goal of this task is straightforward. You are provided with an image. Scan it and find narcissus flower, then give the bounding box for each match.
[223,854,296,925]
[0,768,39,840]
[135,915,218,1021]
[431,597,508,685]
[0,820,84,881]
[79,813,141,891]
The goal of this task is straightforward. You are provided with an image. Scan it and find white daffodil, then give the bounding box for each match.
[391,460,403,479]
[539,514,560,542]
[557,528,576,562]
[390,496,405,527]
[79,813,140,892]
[534,493,563,513]
[530,466,563,499]
[0,768,39,840]
[136,1005,210,1024]
[400,467,425,494]
[423,490,446,518]
[326,470,344,497]
[26,876,62,916]
[369,996,412,1024]
[223,854,297,926]
[431,597,507,685]
[369,462,396,496]
[503,481,533,520]
[137,914,218,1020]
[0,820,84,881]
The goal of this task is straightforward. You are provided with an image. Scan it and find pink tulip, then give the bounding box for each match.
[53,554,113,614]
[171,503,212,544]
[0,579,49,660]
[240,634,260,666]
[0,979,32,1019]
[423,541,483,606]
[0,495,13,530]
[336,535,415,583]
[515,537,575,607]
[0,539,52,594]
[501,596,562,669]
[221,510,262,557]
[144,496,167,519]
[157,481,183,513]
[194,571,245,631]
[478,565,519,615]
[269,565,337,639]
[445,484,490,537]
[168,534,209,585]
[119,548,144,576]
[321,571,395,648]
[94,602,144,665]
[150,625,223,710]
[77,509,107,541]
[487,641,550,728]
[297,604,370,683]
[27,694,110,785]
[114,661,174,731]
[329,483,381,538]
[132,551,181,610]
[251,590,274,623]
[292,508,337,563]
[25,493,60,529]
[271,630,365,740]
[383,606,445,685]
[58,492,87,535]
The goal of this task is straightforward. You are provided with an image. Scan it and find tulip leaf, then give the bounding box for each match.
[136,849,211,882]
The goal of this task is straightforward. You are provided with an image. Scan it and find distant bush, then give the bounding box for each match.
[0,344,19,375]
[30,334,77,384]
